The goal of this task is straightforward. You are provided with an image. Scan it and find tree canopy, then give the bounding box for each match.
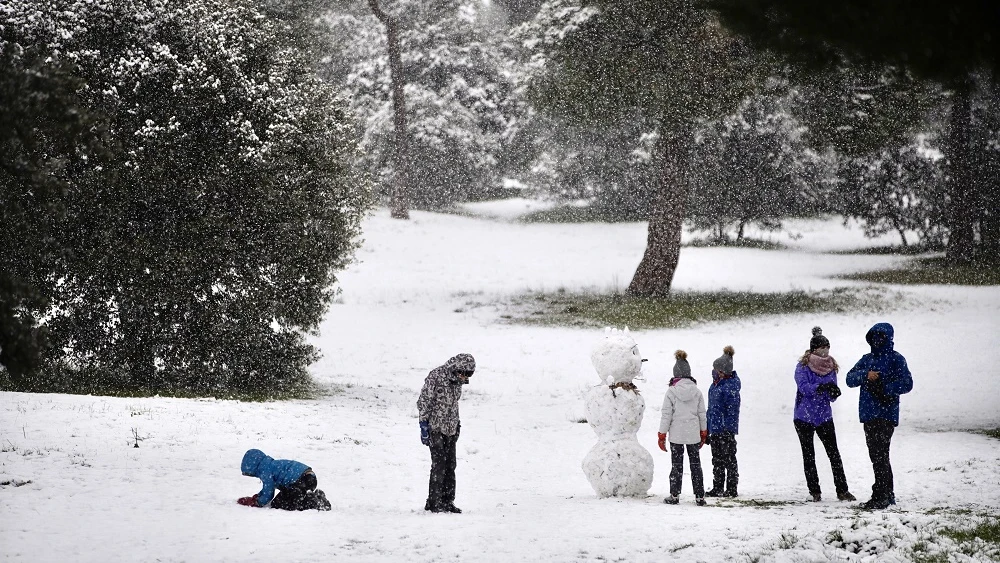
[1,0,372,396]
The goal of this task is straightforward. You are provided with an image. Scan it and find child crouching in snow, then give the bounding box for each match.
[237,449,331,511]
[657,350,708,506]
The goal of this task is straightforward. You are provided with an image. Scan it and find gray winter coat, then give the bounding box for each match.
[658,378,707,445]
[417,354,475,436]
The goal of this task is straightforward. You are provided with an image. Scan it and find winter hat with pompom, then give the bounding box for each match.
[809,326,830,352]
[672,350,691,379]
[712,346,735,375]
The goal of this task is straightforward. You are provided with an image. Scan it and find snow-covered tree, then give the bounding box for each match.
[1,0,372,395]
[687,92,821,242]
[841,142,947,247]
[321,0,524,209]
[518,0,763,295]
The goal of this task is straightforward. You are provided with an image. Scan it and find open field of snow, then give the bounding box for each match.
[2,207,999,562]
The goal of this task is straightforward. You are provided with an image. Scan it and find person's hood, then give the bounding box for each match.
[865,322,895,354]
[671,378,702,402]
[444,353,476,373]
[442,353,476,383]
[241,448,271,477]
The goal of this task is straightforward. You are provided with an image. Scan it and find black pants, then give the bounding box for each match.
[794,419,849,496]
[709,431,739,493]
[669,443,705,498]
[864,419,896,502]
[427,430,459,509]
[271,471,317,511]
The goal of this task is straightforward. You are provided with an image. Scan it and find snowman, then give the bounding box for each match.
[581,328,655,497]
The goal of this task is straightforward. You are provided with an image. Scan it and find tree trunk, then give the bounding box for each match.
[946,77,976,263]
[627,128,690,297]
[737,220,746,242]
[368,0,410,220]
[981,180,1000,259]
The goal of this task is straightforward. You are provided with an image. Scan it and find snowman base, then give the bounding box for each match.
[581,438,654,498]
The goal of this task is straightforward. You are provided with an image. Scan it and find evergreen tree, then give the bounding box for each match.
[2,0,372,395]
[711,0,999,261]
[687,90,818,242]
[520,0,761,295]
[322,0,523,209]
[840,141,948,248]
[0,40,107,378]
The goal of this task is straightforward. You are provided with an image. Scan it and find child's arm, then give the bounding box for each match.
[256,476,276,507]
[845,355,870,388]
[416,376,436,424]
[728,385,741,431]
[658,392,674,435]
[794,363,823,395]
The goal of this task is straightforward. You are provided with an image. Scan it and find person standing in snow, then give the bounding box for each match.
[658,350,708,506]
[237,449,331,511]
[417,353,476,514]
[793,328,856,503]
[846,323,913,510]
[705,345,741,498]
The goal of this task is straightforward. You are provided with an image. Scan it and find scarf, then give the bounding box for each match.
[808,353,836,376]
[669,375,697,387]
[712,371,734,384]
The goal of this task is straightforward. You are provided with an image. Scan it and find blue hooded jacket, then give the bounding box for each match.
[241,449,310,507]
[707,370,741,434]
[845,323,913,426]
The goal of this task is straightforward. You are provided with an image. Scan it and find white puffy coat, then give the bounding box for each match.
[658,378,707,445]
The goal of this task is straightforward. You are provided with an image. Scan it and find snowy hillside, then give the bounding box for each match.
[2,207,999,562]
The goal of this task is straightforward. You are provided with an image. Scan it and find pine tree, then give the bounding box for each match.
[520,0,762,295]
[687,90,817,242]
[711,0,999,261]
[322,0,523,209]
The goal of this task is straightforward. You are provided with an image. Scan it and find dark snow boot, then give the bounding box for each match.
[310,489,332,511]
[663,496,679,505]
[705,489,724,497]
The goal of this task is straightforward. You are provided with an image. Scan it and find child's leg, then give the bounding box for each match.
[725,433,739,493]
[710,436,726,492]
[668,443,685,497]
[816,420,849,495]
[686,443,705,498]
[271,471,316,510]
[794,419,821,495]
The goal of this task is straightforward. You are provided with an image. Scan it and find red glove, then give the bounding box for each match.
[699,430,709,448]
[237,494,259,507]
[657,432,667,452]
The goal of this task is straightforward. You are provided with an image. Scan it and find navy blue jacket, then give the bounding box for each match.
[241,449,310,507]
[845,323,913,426]
[707,370,741,434]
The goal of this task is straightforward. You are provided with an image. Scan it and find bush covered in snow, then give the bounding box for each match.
[0,0,372,396]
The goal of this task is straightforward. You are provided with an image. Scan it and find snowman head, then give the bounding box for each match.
[590,327,644,385]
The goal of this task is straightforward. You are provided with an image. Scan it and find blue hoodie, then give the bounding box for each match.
[707,370,741,434]
[845,323,913,426]
[241,449,310,507]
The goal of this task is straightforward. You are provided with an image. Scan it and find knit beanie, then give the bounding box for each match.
[712,345,735,375]
[672,350,691,379]
[809,326,830,352]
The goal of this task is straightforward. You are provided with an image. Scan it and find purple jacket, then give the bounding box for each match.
[793,363,839,426]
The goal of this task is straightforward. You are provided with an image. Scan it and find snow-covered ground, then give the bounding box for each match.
[2,207,999,562]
